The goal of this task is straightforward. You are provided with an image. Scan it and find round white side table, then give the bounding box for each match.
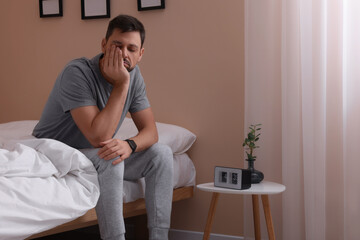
[197,181,285,240]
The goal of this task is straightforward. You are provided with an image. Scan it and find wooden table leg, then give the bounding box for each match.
[261,195,275,240]
[252,195,261,240]
[203,192,220,240]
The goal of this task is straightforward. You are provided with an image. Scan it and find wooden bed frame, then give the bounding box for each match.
[27,186,194,239]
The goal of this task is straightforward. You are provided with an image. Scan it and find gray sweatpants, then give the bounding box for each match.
[80,143,174,240]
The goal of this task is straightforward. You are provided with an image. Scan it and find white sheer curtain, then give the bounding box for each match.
[245,0,360,239]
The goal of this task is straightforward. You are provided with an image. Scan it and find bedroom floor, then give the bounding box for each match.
[33,215,149,240]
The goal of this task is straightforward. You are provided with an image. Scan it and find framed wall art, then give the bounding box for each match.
[138,0,165,11]
[81,0,110,20]
[39,0,63,18]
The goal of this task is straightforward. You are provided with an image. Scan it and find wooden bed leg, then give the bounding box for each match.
[203,192,219,240]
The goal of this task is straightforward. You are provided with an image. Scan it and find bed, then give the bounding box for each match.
[0,118,196,240]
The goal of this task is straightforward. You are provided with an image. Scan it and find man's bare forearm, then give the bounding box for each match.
[71,83,129,148]
[89,84,129,146]
[129,108,158,152]
[130,124,158,152]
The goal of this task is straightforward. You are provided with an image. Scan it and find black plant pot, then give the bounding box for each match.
[247,160,264,184]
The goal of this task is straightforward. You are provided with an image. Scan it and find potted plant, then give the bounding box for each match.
[243,124,264,183]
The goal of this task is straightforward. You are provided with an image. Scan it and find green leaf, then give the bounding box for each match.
[248,133,255,139]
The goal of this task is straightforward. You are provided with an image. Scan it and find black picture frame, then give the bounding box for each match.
[138,0,165,11]
[39,0,63,18]
[81,0,110,20]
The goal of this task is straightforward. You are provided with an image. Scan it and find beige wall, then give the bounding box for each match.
[0,0,245,236]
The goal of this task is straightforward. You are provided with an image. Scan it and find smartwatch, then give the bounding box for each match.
[125,139,137,153]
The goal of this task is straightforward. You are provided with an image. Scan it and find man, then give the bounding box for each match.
[33,15,173,240]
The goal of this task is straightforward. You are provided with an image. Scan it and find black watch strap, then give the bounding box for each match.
[125,139,137,153]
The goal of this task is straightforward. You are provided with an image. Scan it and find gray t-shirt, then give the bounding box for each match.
[33,53,150,149]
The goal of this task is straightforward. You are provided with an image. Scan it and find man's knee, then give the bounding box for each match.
[148,143,173,170]
[81,148,124,179]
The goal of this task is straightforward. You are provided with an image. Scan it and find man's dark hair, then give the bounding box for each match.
[105,15,145,47]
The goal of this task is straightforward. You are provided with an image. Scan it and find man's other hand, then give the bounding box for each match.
[98,139,132,165]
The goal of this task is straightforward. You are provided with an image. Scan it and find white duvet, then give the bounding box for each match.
[0,138,100,240]
[0,119,196,240]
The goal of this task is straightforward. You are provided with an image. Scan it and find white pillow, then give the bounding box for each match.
[0,120,38,140]
[114,118,196,155]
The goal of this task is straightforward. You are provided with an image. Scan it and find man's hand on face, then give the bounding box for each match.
[97,139,133,165]
[100,44,130,88]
